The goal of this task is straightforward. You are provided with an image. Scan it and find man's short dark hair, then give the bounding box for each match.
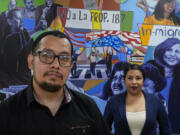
[32,30,74,56]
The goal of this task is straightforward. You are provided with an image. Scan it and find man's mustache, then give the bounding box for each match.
[43,71,63,79]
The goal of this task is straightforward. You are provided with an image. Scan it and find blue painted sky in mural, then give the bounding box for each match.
[120,0,145,32]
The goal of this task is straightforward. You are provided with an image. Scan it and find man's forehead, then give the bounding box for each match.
[40,35,70,45]
[38,36,71,52]
[32,30,73,54]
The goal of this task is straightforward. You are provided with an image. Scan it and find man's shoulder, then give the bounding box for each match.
[68,89,104,118]
[36,4,46,11]
[0,87,28,110]
[69,89,97,106]
[70,89,94,101]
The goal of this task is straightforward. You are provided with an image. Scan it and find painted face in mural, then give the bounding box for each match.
[163,43,180,66]
[24,0,35,11]
[10,10,23,32]
[111,70,126,95]
[143,78,155,94]
[46,0,53,7]
[8,0,17,10]
[164,0,175,16]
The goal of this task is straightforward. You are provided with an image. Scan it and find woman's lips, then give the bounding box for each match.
[131,86,138,91]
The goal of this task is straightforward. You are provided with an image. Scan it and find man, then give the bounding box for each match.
[99,61,130,100]
[71,50,79,78]
[0,30,110,135]
[35,1,62,31]
[88,49,97,78]
[105,47,113,77]
[35,0,53,28]
[21,0,36,19]
[0,8,30,88]
[0,0,17,66]
[6,9,24,33]
[3,9,30,81]
[0,0,16,69]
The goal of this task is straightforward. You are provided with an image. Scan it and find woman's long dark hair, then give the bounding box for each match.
[154,38,180,67]
[153,0,180,25]
[142,63,167,92]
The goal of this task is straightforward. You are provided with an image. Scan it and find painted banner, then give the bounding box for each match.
[139,24,180,46]
[57,7,133,31]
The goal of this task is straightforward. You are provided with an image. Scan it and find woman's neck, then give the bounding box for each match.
[126,91,145,112]
[164,12,170,19]
[126,91,144,103]
[164,66,173,78]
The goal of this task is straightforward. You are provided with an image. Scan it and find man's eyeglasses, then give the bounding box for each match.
[32,50,73,67]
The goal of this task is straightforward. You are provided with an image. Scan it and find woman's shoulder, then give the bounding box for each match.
[109,92,126,102]
[144,92,164,105]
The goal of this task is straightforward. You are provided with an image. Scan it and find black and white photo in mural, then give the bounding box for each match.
[154,38,180,133]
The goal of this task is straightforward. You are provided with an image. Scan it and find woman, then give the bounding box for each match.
[143,0,179,25]
[154,38,180,78]
[154,38,180,134]
[104,64,170,135]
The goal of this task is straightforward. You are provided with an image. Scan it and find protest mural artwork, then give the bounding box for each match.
[0,0,180,134]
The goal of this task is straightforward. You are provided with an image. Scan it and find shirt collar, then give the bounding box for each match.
[26,84,72,107]
[63,85,72,104]
[26,84,35,106]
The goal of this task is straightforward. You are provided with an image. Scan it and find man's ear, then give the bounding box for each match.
[27,54,34,70]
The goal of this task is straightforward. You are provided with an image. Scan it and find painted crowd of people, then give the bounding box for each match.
[0,0,61,89]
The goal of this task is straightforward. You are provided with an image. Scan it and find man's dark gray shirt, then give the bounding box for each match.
[0,84,110,135]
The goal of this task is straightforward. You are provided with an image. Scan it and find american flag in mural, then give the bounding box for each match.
[120,31,147,56]
[64,29,87,47]
[86,30,147,56]
[64,29,147,56]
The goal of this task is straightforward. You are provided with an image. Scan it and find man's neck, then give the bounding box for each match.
[33,85,64,116]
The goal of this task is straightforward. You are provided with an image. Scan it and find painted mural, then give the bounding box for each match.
[0,0,180,134]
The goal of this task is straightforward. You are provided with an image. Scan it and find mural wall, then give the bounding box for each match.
[0,0,180,134]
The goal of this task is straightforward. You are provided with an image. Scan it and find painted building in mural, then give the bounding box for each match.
[0,0,180,134]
